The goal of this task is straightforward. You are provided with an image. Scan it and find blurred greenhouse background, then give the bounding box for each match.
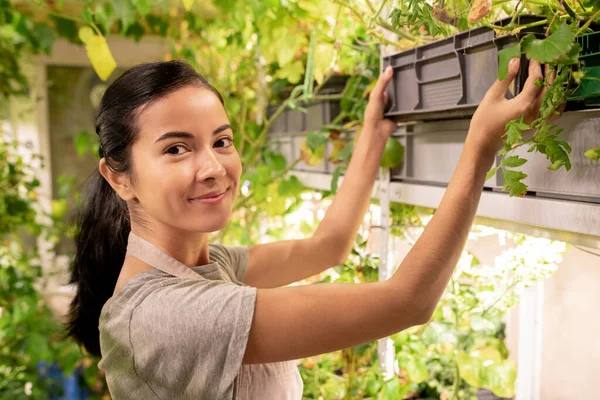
[1,0,600,399]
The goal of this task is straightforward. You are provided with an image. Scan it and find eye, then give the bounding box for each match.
[215,137,234,148]
[165,145,189,155]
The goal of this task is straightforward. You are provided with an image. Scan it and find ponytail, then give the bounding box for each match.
[67,169,130,356]
[65,60,224,357]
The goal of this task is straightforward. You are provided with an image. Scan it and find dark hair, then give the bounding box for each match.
[67,61,224,356]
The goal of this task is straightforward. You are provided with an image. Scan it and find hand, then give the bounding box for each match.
[363,66,397,138]
[467,58,563,158]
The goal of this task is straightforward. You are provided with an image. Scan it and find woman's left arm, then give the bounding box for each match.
[245,67,397,288]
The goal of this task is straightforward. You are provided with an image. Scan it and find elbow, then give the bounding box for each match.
[413,307,434,326]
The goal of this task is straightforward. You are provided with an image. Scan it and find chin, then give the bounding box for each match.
[188,214,231,233]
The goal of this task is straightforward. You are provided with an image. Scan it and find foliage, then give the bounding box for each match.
[387,0,600,196]
[299,233,385,400]
[385,223,566,399]
[0,0,55,99]
[0,138,100,399]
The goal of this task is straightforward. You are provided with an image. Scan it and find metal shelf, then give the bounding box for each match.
[290,170,600,250]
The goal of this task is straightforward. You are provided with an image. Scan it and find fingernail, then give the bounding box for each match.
[509,58,518,65]
[385,66,392,75]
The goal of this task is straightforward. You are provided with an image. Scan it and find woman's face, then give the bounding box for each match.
[128,86,241,233]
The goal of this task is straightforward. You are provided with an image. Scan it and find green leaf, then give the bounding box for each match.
[330,166,343,194]
[306,131,329,151]
[504,120,529,145]
[50,15,78,43]
[255,164,271,184]
[380,138,405,168]
[502,155,527,168]
[406,356,429,384]
[82,6,93,24]
[485,166,500,181]
[134,0,151,16]
[521,24,575,63]
[421,321,458,345]
[380,376,411,400]
[303,30,317,100]
[502,168,528,197]
[278,176,304,197]
[483,360,517,398]
[470,314,496,333]
[74,131,92,157]
[555,43,582,65]
[269,154,287,171]
[584,147,600,161]
[33,23,56,54]
[497,44,521,80]
[336,140,354,162]
[114,1,137,32]
[28,333,52,363]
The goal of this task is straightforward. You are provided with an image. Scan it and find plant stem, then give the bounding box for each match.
[576,9,600,36]
[482,18,548,32]
[510,1,526,27]
[373,0,389,21]
[482,279,520,315]
[546,10,560,36]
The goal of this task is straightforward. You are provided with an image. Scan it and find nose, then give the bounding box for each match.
[195,147,226,182]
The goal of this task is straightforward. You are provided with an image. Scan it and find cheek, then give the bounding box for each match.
[228,153,243,185]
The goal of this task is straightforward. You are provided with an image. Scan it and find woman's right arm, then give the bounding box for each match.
[243,58,546,365]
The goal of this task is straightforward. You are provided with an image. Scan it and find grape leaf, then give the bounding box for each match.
[521,24,575,63]
[498,44,521,80]
[502,169,528,197]
[555,43,582,65]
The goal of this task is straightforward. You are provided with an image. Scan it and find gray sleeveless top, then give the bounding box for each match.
[98,232,304,399]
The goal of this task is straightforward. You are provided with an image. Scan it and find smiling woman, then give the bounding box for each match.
[66,59,548,400]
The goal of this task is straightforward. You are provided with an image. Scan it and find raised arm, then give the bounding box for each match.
[245,68,397,288]
[243,58,548,364]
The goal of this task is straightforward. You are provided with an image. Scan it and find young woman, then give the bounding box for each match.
[67,58,548,399]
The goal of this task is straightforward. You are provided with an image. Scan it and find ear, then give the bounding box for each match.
[99,158,136,201]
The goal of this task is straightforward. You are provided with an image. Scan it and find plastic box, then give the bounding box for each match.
[382,16,546,122]
[390,120,502,189]
[390,113,600,203]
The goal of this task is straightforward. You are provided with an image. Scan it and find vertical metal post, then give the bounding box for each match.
[516,281,545,400]
[377,167,395,378]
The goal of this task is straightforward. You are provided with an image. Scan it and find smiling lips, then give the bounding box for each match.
[189,189,228,204]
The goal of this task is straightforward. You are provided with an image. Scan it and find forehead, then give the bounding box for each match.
[135,86,228,140]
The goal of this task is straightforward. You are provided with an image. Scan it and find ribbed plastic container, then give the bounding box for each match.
[390,113,600,203]
[382,16,546,121]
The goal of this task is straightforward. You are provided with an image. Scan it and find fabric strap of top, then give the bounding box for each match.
[127,231,205,280]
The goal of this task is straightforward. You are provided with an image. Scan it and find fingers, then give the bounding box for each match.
[487,57,520,99]
[515,59,543,108]
[371,66,394,100]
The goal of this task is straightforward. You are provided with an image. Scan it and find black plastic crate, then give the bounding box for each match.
[382,16,546,122]
[268,76,348,134]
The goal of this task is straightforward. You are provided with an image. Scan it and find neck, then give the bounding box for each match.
[130,222,211,267]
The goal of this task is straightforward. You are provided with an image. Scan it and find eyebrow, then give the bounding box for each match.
[154,124,232,143]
